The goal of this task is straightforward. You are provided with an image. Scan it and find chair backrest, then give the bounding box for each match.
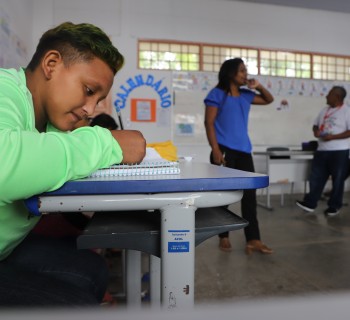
[266,147,290,159]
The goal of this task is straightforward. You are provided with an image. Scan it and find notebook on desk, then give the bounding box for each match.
[89,147,180,177]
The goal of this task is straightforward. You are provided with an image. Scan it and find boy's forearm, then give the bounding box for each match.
[111,130,146,164]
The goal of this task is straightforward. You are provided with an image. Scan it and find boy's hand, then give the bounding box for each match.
[111,130,146,164]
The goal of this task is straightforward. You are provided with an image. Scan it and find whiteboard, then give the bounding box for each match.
[172,90,324,148]
[171,71,350,148]
[172,90,208,145]
[248,95,323,146]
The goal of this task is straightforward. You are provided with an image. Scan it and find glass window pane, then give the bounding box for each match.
[313,64,321,71]
[260,51,270,59]
[302,55,309,62]
[203,46,213,54]
[158,43,168,51]
[248,49,257,58]
[231,48,241,57]
[189,45,199,53]
[151,43,158,51]
[189,63,199,70]
[203,63,213,71]
[220,47,229,55]
[189,54,199,63]
[169,44,180,52]
[211,56,218,63]
[203,55,213,63]
[139,42,150,51]
[313,71,321,79]
[336,58,344,65]
[336,65,344,73]
[277,51,286,60]
[328,57,336,64]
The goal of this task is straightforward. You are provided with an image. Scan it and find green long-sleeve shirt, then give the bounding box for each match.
[0,68,123,260]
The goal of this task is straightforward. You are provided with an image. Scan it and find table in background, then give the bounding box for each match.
[25,161,268,309]
[253,150,313,210]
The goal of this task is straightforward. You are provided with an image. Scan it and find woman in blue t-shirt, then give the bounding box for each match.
[204,58,274,254]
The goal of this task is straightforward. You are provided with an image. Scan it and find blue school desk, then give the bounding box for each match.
[25,161,268,308]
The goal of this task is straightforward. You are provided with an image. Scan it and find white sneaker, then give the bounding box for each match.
[324,208,340,217]
[296,201,315,213]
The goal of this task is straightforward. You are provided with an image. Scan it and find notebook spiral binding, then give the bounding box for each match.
[89,160,180,178]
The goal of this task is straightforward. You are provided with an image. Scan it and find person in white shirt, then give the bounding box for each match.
[296,86,350,217]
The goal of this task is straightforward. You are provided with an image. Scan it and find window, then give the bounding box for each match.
[202,45,258,74]
[313,55,350,81]
[138,39,350,81]
[138,41,200,71]
[260,50,311,78]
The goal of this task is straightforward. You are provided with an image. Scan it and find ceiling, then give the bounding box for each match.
[229,0,350,14]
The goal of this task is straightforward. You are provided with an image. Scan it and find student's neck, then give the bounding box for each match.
[33,104,47,132]
[35,121,46,133]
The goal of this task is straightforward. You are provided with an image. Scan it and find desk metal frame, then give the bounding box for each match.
[25,162,268,309]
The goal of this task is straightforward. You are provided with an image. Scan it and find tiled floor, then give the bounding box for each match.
[107,191,350,306]
[195,191,350,304]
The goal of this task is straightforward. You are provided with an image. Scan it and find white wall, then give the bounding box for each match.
[0,0,34,67]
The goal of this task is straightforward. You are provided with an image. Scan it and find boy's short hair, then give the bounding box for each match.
[27,22,124,75]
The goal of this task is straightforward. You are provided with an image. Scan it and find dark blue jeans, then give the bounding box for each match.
[304,150,349,210]
[0,234,108,307]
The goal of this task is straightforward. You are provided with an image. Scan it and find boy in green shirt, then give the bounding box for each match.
[0,22,146,306]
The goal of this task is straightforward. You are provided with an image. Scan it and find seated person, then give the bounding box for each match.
[0,22,146,307]
[90,113,119,130]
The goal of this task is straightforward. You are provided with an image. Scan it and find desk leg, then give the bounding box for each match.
[126,250,142,308]
[267,187,271,208]
[257,187,274,211]
[160,204,196,309]
[150,255,161,308]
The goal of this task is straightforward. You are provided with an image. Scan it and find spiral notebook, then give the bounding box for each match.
[89,148,180,178]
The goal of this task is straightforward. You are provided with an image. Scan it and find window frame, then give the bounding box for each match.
[138,39,350,81]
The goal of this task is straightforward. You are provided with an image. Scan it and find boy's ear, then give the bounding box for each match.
[41,50,62,79]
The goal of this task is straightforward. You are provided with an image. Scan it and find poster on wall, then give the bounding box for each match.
[113,72,172,142]
[131,98,156,122]
[172,71,350,107]
[175,123,195,136]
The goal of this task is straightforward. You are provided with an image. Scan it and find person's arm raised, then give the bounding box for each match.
[111,130,146,164]
[248,79,274,105]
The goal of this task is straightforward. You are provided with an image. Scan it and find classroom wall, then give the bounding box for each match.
[0,0,33,68]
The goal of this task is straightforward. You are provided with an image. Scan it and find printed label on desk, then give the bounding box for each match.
[168,241,189,252]
[168,229,190,253]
